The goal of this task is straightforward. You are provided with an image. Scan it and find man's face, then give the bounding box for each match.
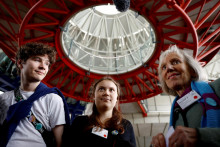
[18,54,50,82]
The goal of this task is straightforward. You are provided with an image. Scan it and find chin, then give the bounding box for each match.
[31,78,43,83]
[35,76,45,81]
[168,82,181,90]
[101,104,112,109]
[172,83,185,91]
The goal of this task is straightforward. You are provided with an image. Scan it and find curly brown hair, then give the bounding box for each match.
[86,76,125,134]
[16,42,56,74]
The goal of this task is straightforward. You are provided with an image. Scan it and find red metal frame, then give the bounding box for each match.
[0,0,219,116]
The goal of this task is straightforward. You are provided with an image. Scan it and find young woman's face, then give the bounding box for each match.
[94,80,118,111]
[160,52,194,92]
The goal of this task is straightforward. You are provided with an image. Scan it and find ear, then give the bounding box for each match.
[114,100,119,110]
[91,94,96,101]
[16,59,23,69]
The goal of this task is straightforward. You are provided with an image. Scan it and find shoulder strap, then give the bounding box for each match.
[191,81,214,95]
[169,97,178,126]
[191,80,220,128]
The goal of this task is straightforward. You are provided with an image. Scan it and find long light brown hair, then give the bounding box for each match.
[86,76,125,134]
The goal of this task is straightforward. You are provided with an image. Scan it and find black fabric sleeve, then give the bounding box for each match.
[62,115,88,147]
[197,128,220,147]
[116,119,136,147]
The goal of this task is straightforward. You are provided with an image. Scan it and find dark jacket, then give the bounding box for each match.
[62,115,136,147]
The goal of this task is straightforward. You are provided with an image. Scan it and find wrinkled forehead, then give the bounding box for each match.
[160,51,184,64]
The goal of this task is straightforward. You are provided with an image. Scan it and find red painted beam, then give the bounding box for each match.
[137,101,147,117]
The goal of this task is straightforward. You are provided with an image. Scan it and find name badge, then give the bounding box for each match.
[91,127,108,139]
[177,90,201,110]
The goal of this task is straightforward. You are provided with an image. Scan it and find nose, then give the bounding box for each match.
[103,89,110,95]
[39,61,46,70]
[166,63,174,72]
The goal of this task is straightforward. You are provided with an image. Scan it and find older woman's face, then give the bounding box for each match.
[160,52,193,92]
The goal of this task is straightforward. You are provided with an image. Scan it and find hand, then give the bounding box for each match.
[151,133,166,147]
[169,126,198,147]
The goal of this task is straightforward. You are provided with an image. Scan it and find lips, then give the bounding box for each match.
[36,70,45,75]
[101,97,111,101]
[168,73,180,79]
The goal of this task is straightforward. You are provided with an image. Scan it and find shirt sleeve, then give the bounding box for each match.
[210,78,220,99]
[0,92,12,124]
[204,78,220,146]
[0,94,8,124]
[48,93,66,128]
[62,116,87,147]
[198,128,220,146]
[117,119,136,147]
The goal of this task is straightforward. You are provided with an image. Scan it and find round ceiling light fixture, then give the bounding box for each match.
[61,4,156,75]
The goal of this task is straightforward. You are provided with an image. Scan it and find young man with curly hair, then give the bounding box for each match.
[0,42,70,147]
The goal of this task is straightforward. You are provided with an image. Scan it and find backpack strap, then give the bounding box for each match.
[191,81,220,127]
[191,81,214,96]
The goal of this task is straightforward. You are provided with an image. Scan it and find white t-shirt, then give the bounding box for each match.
[0,89,66,147]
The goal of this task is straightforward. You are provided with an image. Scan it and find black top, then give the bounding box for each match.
[62,115,136,147]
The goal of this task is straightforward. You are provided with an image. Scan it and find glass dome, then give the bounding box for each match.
[61,4,156,75]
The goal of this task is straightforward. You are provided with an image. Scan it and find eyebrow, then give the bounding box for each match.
[32,56,50,62]
[98,86,105,88]
[171,57,181,60]
[98,86,116,89]
[170,58,182,62]
[161,57,181,67]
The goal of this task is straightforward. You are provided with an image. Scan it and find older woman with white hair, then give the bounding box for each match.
[150,45,220,147]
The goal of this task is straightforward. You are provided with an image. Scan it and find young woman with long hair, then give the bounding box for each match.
[63,76,136,147]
